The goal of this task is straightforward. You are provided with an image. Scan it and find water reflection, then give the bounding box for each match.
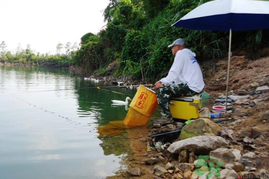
[0,66,135,179]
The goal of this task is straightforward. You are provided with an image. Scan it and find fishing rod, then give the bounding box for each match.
[96,86,132,97]
[22,85,129,93]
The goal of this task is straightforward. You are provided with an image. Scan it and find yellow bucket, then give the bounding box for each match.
[98,85,158,136]
[170,95,201,120]
[124,85,158,128]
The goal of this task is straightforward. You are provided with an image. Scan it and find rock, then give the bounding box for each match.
[230,149,242,161]
[178,150,188,163]
[177,163,195,172]
[128,167,141,176]
[191,172,199,179]
[243,136,254,144]
[229,95,250,101]
[225,162,244,172]
[238,171,259,179]
[189,152,197,163]
[153,165,167,176]
[168,136,229,154]
[250,127,262,139]
[145,157,158,165]
[180,118,221,140]
[242,152,256,159]
[198,172,218,179]
[210,148,236,166]
[172,173,184,179]
[219,169,238,178]
[220,127,234,140]
[256,85,269,93]
[237,89,248,95]
[165,162,174,170]
[257,169,269,177]
[229,145,244,153]
[184,170,193,179]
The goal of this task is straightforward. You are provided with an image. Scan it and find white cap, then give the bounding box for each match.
[168,38,185,48]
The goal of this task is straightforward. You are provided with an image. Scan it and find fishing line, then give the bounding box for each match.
[15,97,83,127]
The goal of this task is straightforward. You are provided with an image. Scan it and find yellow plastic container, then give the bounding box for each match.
[124,85,158,128]
[170,95,201,120]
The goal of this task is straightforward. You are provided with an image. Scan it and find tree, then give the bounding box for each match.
[71,42,79,51]
[0,41,7,58]
[65,42,71,55]
[16,43,22,55]
[56,43,63,54]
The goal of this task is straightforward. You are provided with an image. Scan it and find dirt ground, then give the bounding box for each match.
[107,55,269,178]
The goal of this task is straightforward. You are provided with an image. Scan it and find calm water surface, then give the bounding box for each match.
[0,66,139,179]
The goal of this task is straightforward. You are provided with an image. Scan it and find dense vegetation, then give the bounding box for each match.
[1,0,269,82]
[0,42,76,67]
[73,0,269,82]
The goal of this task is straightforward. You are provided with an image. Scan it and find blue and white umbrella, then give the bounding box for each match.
[172,0,269,107]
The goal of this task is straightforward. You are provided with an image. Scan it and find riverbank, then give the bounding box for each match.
[1,55,269,178]
[102,55,269,178]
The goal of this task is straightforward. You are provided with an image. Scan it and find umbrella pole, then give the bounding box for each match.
[225,29,232,112]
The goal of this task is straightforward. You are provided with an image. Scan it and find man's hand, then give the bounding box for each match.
[154,81,164,89]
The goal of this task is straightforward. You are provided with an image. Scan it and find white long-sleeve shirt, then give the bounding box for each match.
[160,48,205,93]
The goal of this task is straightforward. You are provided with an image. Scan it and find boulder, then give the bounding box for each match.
[180,118,222,140]
[209,148,238,166]
[168,136,229,154]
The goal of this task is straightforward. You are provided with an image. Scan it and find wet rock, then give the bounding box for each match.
[209,148,236,166]
[168,136,229,154]
[179,118,221,140]
[219,169,238,178]
[153,165,167,177]
[128,167,141,176]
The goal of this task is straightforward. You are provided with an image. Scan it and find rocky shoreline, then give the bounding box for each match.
[104,56,269,179]
[2,55,269,179]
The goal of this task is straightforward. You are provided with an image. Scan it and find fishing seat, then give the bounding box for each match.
[170,94,202,121]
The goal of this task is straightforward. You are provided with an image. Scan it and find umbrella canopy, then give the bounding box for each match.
[172,0,269,108]
[173,0,269,31]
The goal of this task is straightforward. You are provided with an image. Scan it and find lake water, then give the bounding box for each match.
[0,66,144,179]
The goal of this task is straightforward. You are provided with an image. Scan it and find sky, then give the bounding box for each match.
[0,0,110,54]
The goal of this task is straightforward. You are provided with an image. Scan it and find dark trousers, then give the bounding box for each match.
[156,84,198,118]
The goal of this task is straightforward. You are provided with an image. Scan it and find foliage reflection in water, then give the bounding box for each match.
[0,66,136,179]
